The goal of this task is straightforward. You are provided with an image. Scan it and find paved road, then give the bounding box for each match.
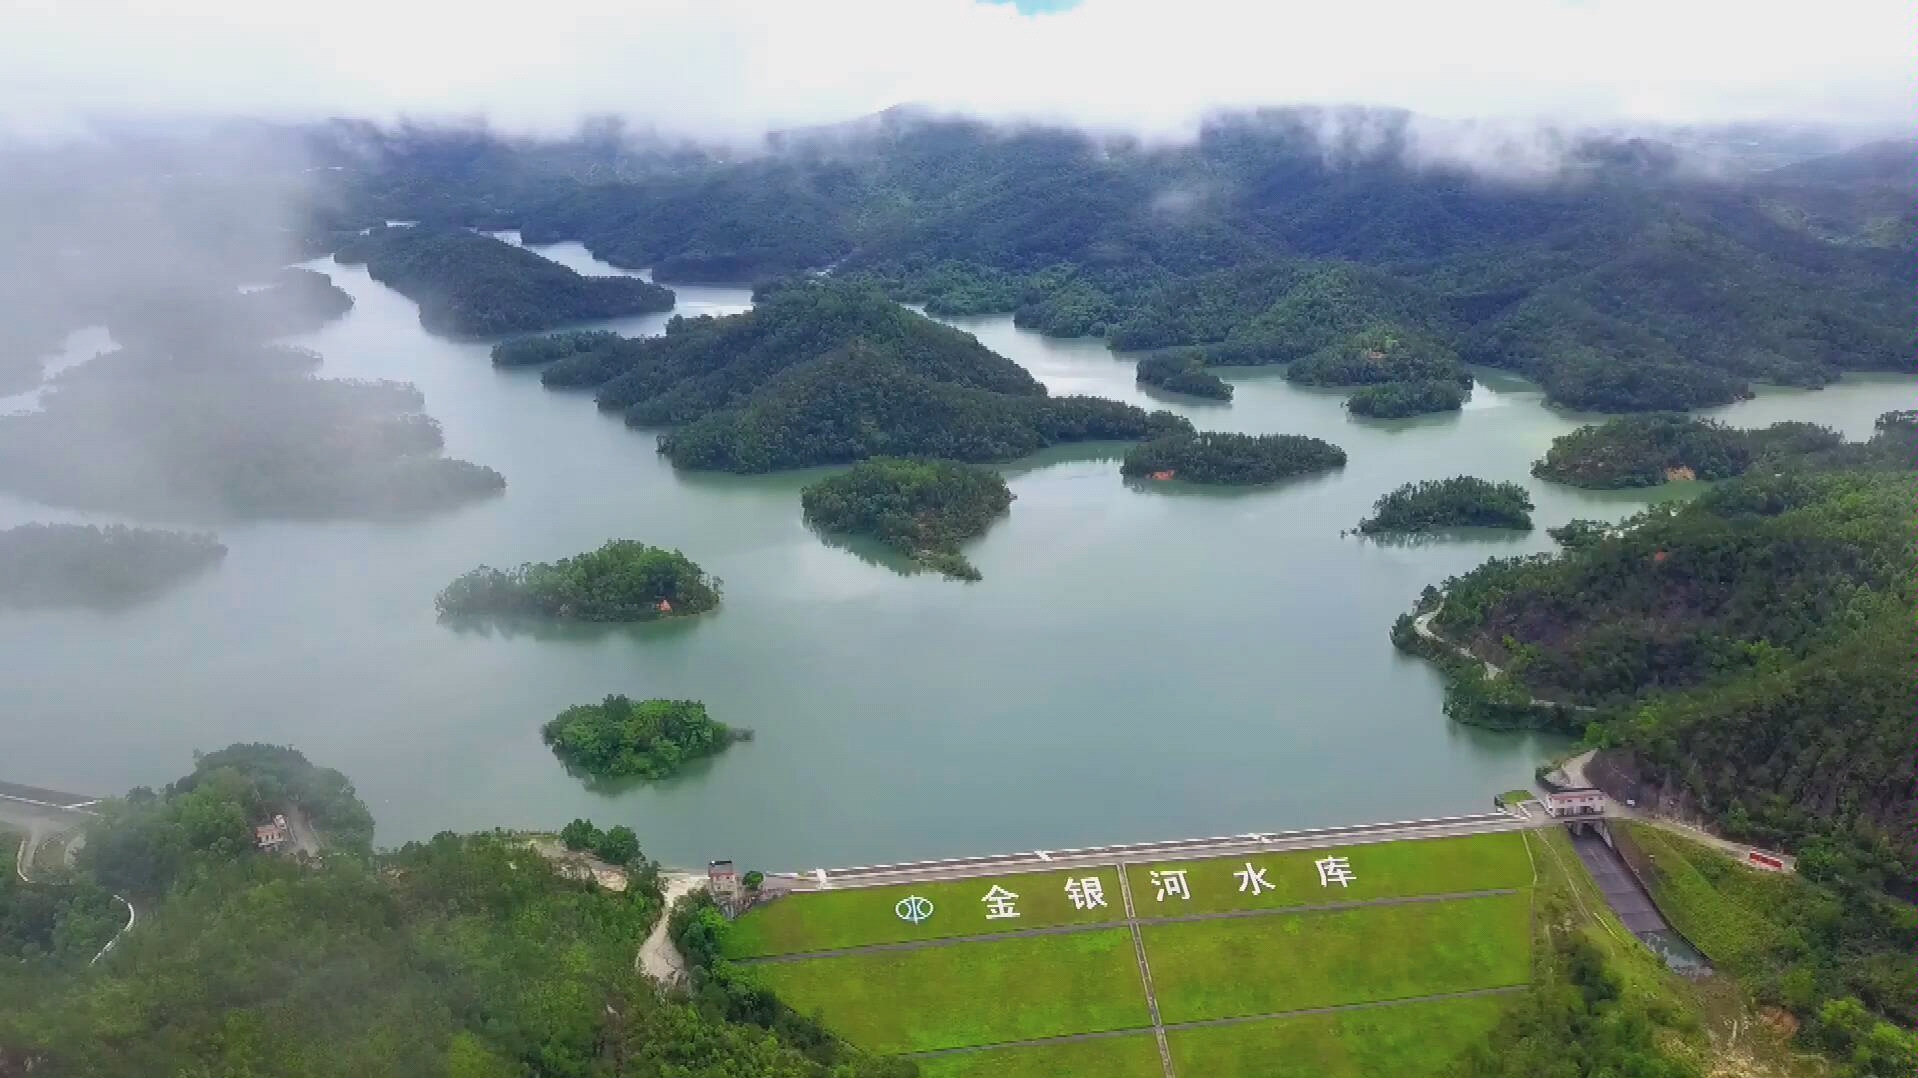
[1556,750,1795,872]
[774,810,1532,893]
[0,780,101,813]
[6,817,135,965]
[1412,610,1597,713]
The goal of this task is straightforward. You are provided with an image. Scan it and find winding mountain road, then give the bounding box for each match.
[1411,609,1598,713]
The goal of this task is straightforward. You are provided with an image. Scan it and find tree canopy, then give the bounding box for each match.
[335,226,674,336]
[436,539,720,622]
[543,696,749,783]
[524,280,1189,471]
[1359,477,1534,533]
[1533,414,1846,488]
[799,457,1014,580]
[1345,379,1466,418]
[1121,431,1347,485]
[0,748,909,1078]
[1402,415,1915,940]
[325,113,1912,412]
[1135,352,1233,400]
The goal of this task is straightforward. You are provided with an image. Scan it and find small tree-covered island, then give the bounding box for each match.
[1359,477,1536,533]
[799,457,1014,581]
[435,539,719,621]
[1135,353,1233,400]
[1533,413,1846,488]
[522,280,1191,471]
[1121,431,1347,486]
[542,695,749,782]
[334,226,674,337]
[0,524,227,608]
[1346,379,1467,418]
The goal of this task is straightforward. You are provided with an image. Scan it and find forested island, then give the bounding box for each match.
[0,342,504,521]
[0,524,226,608]
[334,226,674,336]
[542,695,749,782]
[1358,478,1534,533]
[0,747,902,1078]
[435,539,720,622]
[1533,414,1846,488]
[1346,379,1466,418]
[1135,352,1232,400]
[799,457,1014,580]
[1121,431,1346,485]
[524,280,1189,471]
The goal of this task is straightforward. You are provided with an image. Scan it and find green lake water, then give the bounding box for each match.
[2,238,1910,870]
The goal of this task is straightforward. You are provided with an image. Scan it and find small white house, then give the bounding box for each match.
[1546,789,1606,818]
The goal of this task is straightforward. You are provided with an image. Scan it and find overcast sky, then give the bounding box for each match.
[3,0,1911,139]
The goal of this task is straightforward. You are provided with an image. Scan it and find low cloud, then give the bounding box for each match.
[2,0,1911,141]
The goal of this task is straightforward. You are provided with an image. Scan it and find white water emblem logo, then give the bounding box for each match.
[894,895,935,924]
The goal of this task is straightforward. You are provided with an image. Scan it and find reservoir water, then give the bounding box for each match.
[2,239,1910,870]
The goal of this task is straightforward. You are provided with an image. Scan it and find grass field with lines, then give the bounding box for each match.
[1144,893,1532,1023]
[1167,993,1514,1077]
[750,928,1149,1053]
[915,1033,1165,1078]
[728,831,1539,1076]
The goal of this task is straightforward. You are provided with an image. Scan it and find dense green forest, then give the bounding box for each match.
[1358,477,1534,533]
[0,837,122,967]
[1283,325,1472,389]
[799,457,1014,580]
[1533,414,1847,488]
[0,342,504,521]
[1120,431,1346,485]
[1135,352,1232,400]
[492,329,622,367]
[543,696,749,783]
[0,749,908,1078]
[320,114,1917,412]
[335,226,673,336]
[521,281,1188,471]
[0,524,226,608]
[436,539,720,622]
[1396,414,1915,1059]
[1345,379,1466,417]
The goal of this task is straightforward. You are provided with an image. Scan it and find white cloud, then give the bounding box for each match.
[1,0,1911,138]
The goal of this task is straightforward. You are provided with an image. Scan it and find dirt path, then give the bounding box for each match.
[1412,609,1598,713]
[1561,751,1794,870]
[638,873,706,986]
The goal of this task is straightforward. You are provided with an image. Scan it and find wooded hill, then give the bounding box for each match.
[0,746,907,1078]
[1408,413,1916,914]
[525,281,1189,471]
[317,112,1915,412]
[334,226,673,336]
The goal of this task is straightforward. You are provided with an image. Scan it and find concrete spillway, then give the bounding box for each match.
[1569,829,1709,975]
